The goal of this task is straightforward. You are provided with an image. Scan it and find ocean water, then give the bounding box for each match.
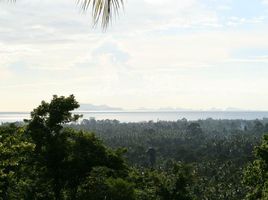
[1,111,268,123]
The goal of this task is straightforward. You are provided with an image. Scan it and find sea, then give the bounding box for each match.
[1,111,268,123]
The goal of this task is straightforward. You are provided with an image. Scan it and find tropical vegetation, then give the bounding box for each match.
[1,95,268,199]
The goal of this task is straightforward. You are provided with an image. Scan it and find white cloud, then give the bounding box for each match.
[262,0,268,5]
[1,0,268,110]
[0,67,11,79]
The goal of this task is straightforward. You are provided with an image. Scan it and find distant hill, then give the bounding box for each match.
[78,104,123,111]
[77,105,248,112]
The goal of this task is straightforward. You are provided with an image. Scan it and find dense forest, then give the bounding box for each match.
[1,95,268,199]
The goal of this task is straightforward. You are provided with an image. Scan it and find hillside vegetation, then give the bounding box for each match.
[1,95,268,199]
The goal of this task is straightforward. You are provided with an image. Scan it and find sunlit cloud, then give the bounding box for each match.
[1,0,268,110]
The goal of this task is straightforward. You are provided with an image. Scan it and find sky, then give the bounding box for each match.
[1,0,268,111]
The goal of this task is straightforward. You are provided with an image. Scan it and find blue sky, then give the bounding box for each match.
[1,0,268,111]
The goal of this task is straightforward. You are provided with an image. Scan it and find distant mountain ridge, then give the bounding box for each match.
[77,104,256,112]
[137,107,249,112]
[78,104,123,111]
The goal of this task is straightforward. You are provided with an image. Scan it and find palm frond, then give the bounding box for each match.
[78,0,124,29]
[2,0,124,28]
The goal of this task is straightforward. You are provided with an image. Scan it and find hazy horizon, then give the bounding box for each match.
[1,0,268,111]
[2,103,268,112]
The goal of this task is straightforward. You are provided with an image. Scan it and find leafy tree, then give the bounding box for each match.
[24,95,80,199]
[77,167,135,200]
[157,162,195,200]
[65,130,128,198]
[0,124,34,200]
[186,122,204,142]
[22,95,128,199]
[129,162,195,200]
[244,134,268,200]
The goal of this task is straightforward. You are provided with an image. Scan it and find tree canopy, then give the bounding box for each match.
[3,95,268,199]
[0,95,195,200]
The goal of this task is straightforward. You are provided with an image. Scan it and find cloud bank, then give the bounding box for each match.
[1,0,268,111]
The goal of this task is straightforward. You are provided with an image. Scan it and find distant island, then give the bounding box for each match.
[76,104,256,112]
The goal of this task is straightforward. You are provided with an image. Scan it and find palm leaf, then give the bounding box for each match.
[2,0,124,28]
[77,0,124,28]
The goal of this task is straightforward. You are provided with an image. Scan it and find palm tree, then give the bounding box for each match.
[2,0,124,28]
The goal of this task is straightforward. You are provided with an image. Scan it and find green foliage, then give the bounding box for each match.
[243,134,268,200]
[70,118,265,199]
[0,95,130,199]
[2,95,266,199]
[77,167,135,200]
[129,162,195,200]
[0,124,34,200]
